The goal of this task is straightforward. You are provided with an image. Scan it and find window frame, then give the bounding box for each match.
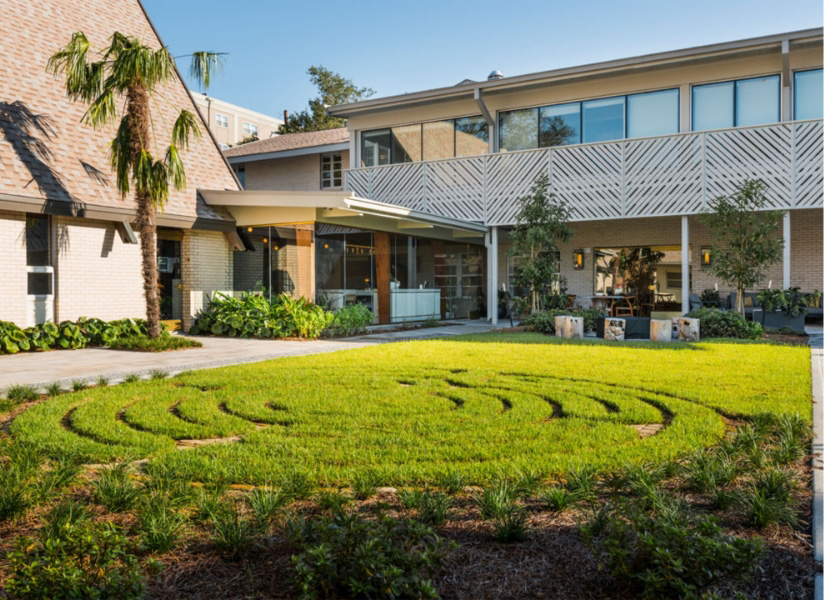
[243,122,259,136]
[215,113,228,128]
[321,152,343,189]
[690,74,781,132]
[793,68,824,121]
[25,214,53,298]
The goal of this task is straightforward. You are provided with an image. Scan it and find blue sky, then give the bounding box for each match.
[142,0,822,119]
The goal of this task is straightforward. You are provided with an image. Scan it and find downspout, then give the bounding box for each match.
[474,88,497,154]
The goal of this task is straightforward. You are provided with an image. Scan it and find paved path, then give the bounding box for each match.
[810,343,823,599]
[0,321,498,391]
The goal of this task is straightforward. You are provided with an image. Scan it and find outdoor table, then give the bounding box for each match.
[590,295,630,316]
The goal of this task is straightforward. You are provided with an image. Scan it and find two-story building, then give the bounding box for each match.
[191,94,283,149]
[324,28,823,323]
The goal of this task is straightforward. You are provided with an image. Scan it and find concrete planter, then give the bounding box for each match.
[762,310,805,332]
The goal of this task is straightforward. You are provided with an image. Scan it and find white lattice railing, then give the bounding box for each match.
[345,120,823,226]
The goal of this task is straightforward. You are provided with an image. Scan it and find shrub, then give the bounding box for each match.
[565,465,599,501]
[328,303,374,336]
[96,376,110,387]
[593,500,763,599]
[93,464,142,513]
[190,292,333,340]
[685,308,762,339]
[524,307,605,334]
[682,449,738,493]
[0,317,156,355]
[0,477,30,523]
[149,369,168,380]
[286,512,454,600]
[753,467,794,503]
[5,522,147,600]
[40,499,90,541]
[33,455,82,502]
[108,335,202,352]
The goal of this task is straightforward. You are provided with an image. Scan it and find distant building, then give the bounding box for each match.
[191,94,283,149]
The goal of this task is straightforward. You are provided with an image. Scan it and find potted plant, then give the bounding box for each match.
[756,288,808,332]
[699,289,722,308]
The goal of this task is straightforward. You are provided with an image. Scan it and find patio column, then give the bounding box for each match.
[489,226,498,325]
[783,211,791,289]
[374,232,391,325]
[681,216,690,315]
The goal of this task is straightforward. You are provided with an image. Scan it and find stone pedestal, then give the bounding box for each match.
[650,319,672,342]
[677,317,700,341]
[603,318,626,341]
[555,316,584,339]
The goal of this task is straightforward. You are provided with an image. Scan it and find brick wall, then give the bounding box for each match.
[182,230,233,330]
[0,211,28,325]
[243,151,349,192]
[498,209,823,308]
[54,216,145,321]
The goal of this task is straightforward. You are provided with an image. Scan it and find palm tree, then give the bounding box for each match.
[47,33,225,338]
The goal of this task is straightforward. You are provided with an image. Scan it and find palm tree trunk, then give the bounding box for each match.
[127,84,162,338]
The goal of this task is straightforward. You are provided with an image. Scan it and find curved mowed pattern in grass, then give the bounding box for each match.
[10,334,811,485]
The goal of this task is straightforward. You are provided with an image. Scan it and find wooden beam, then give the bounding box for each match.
[374,232,391,324]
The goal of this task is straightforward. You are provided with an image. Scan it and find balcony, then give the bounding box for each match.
[345,120,823,226]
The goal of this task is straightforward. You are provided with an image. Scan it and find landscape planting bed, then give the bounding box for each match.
[11,333,811,486]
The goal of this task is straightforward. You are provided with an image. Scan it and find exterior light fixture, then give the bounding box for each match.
[246,226,253,232]
[573,249,584,270]
[263,237,268,244]
[365,278,370,283]
[701,246,712,266]
[324,243,329,249]
[273,245,279,251]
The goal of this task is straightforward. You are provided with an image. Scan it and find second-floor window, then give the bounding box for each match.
[692,75,780,131]
[498,88,679,152]
[216,114,228,127]
[243,122,258,136]
[361,116,489,167]
[794,68,823,120]
[321,153,343,188]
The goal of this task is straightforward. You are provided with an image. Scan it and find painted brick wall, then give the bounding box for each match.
[498,209,823,307]
[182,229,233,330]
[53,216,145,321]
[243,151,349,192]
[0,211,29,325]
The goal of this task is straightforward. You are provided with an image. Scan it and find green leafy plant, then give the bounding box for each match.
[434,469,468,495]
[109,335,202,352]
[491,504,528,543]
[279,469,315,501]
[33,455,82,502]
[524,306,606,335]
[682,449,738,493]
[40,499,91,541]
[328,303,374,336]
[699,288,722,307]
[351,471,380,500]
[473,481,517,520]
[398,488,426,510]
[93,464,142,513]
[249,486,289,525]
[136,494,187,554]
[315,490,352,514]
[5,522,148,600]
[286,512,454,600]
[417,491,452,527]
[210,503,255,556]
[685,308,762,339]
[757,288,808,317]
[4,384,39,404]
[123,374,141,384]
[541,486,582,512]
[565,465,599,502]
[44,383,63,397]
[738,486,798,529]
[71,380,88,392]
[96,376,110,387]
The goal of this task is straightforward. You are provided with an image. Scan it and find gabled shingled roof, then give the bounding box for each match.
[224,128,349,158]
[0,0,240,226]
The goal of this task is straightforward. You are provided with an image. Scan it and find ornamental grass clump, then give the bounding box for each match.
[93,463,142,513]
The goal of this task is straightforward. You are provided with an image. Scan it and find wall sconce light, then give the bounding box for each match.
[323,243,329,249]
[246,226,253,232]
[573,249,585,270]
[273,245,279,251]
[701,246,712,266]
[263,237,268,244]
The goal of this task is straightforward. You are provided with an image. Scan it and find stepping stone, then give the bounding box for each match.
[630,423,665,438]
[604,318,626,341]
[650,319,672,342]
[677,317,700,342]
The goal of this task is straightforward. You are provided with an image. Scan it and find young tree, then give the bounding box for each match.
[509,174,574,314]
[48,33,224,338]
[279,65,374,133]
[699,179,783,315]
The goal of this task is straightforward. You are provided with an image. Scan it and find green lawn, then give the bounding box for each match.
[10,333,811,486]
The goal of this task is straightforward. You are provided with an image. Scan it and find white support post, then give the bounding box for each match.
[681,216,690,315]
[783,211,791,289]
[490,226,499,325]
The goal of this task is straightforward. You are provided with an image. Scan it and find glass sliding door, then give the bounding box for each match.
[315,226,375,313]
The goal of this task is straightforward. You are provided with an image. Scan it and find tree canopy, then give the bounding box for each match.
[279,65,374,134]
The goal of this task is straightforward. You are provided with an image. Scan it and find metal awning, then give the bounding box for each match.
[198,189,488,242]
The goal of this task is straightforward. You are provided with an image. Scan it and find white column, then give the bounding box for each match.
[681,216,690,315]
[490,226,499,325]
[783,211,791,289]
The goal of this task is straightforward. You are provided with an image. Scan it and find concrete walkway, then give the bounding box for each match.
[811,342,823,599]
[0,321,498,391]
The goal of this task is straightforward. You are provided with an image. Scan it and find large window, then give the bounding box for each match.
[360,117,489,166]
[692,75,780,131]
[321,153,342,188]
[215,114,228,127]
[794,68,823,120]
[26,214,52,296]
[499,88,679,152]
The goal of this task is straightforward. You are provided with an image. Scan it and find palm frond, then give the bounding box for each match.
[188,52,226,91]
[105,34,174,93]
[83,90,117,128]
[150,158,170,209]
[165,144,186,191]
[171,109,201,150]
[109,118,132,197]
[47,32,106,102]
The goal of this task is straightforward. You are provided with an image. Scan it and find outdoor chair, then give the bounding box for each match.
[614,296,636,317]
[688,293,703,311]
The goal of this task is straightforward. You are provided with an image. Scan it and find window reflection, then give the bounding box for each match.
[627,89,679,138]
[391,124,422,163]
[423,120,455,161]
[455,116,489,156]
[582,96,625,143]
[361,129,391,167]
[735,76,779,127]
[499,108,538,151]
[539,103,580,146]
[795,69,823,120]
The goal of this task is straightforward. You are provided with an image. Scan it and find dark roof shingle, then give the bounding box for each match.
[224,128,349,158]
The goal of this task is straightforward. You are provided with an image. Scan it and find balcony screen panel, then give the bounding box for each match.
[539,103,580,146]
[627,89,679,138]
[423,120,455,161]
[391,124,422,163]
[582,96,625,143]
[455,116,489,156]
[735,75,779,127]
[692,82,733,131]
[794,69,823,120]
[499,108,538,151]
[361,129,391,167]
